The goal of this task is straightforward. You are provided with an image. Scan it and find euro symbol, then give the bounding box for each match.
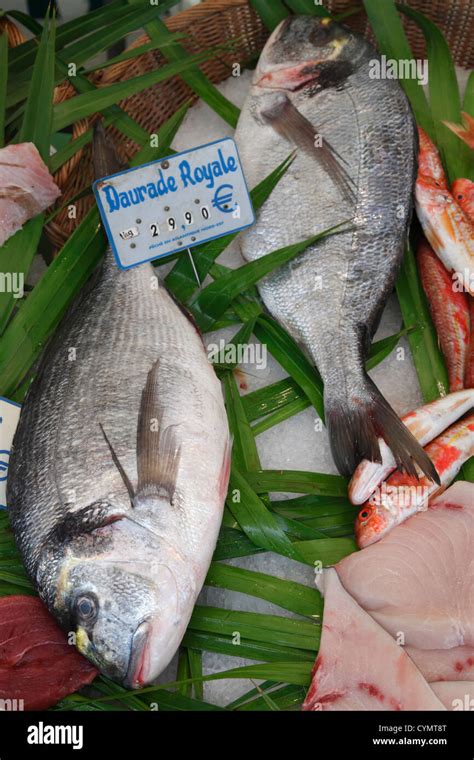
[212,184,235,214]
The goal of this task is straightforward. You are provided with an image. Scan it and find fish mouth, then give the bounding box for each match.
[124,618,152,689]
[255,62,323,92]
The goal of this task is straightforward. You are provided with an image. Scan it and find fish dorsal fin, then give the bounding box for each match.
[260,93,356,205]
[136,360,181,502]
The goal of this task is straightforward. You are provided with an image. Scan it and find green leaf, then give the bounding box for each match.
[398,4,473,183]
[190,606,319,652]
[0,216,44,336]
[283,0,331,16]
[187,649,203,701]
[229,682,305,711]
[224,372,260,472]
[294,537,357,566]
[248,0,289,31]
[84,35,186,75]
[463,71,474,116]
[396,246,449,401]
[165,155,293,302]
[126,5,240,128]
[61,662,313,708]
[363,0,433,133]
[52,49,215,132]
[0,208,105,398]
[214,527,264,560]
[205,563,322,619]
[227,467,304,561]
[6,3,181,110]
[254,314,324,418]
[182,630,314,663]
[176,648,192,697]
[18,14,56,161]
[244,469,348,497]
[8,1,131,72]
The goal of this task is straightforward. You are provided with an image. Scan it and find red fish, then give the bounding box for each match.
[452,178,474,388]
[0,595,97,710]
[348,389,474,505]
[466,298,474,388]
[415,129,474,295]
[452,178,474,220]
[355,412,474,547]
[417,238,469,391]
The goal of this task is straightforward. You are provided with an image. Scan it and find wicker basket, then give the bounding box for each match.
[10,0,471,249]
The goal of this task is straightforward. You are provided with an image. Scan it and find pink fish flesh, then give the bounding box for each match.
[0,142,61,246]
[338,481,474,649]
[302,569,445,711]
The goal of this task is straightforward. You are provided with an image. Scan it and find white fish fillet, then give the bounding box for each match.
[337,481,474,650]
[302,569,445,711]
[431,682,474,710]
[0,142,61,246]
[407,646,474,683]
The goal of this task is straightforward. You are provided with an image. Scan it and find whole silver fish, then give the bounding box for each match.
[7,126,230,688]
[235,16,437,481]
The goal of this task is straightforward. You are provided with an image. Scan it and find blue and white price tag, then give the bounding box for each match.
[0,397,21,509]
[93,137,255,270]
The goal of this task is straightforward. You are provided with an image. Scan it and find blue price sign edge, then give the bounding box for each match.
[92,137,256,271]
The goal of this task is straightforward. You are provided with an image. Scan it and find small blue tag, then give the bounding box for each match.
[93,137,255,270]
[0,396,21,510]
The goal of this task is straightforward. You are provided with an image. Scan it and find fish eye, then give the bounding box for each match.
[74,594,98,624]
[358,507,371,522]
[457,193,464,200]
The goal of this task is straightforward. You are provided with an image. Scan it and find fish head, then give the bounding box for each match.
[255,16,358,92]
[36,510,192,688]
[452,178,474,219]
[355,500,392,548]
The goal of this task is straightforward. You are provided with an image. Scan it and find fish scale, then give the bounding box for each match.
[7,127,230,687]
[235,16,434,480]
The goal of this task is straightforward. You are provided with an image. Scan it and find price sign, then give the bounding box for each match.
[93,138,255,270]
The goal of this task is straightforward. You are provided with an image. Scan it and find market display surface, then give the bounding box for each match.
[0,0,473,712]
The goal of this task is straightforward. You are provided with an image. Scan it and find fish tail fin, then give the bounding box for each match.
[324,372,440,484]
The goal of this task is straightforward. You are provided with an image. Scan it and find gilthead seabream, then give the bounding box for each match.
[7,125,230,689]
[235,16,438,482]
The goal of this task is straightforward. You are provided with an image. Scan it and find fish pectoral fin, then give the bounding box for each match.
[136,360,181,503]
[260,93,356,204]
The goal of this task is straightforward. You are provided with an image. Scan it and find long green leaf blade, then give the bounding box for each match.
[399,4,473,182]
[363,0,433,133]
[396,246,449,401]
[206,563,321,619]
